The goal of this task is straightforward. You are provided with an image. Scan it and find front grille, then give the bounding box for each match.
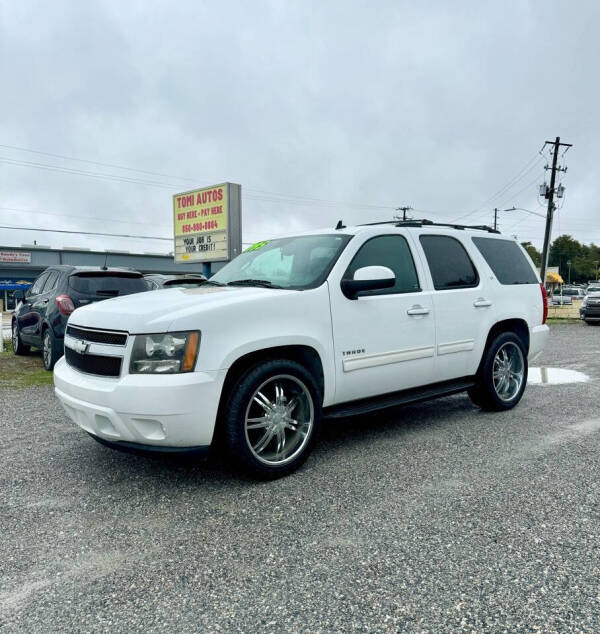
[65,348,122,377]
[67,325,127,346]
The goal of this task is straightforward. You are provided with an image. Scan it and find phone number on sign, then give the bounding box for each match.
[181,220,219,233]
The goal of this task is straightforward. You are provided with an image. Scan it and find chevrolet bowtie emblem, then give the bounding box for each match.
[74,339,90,354]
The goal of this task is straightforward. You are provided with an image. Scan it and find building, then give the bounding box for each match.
[0,244,225,310]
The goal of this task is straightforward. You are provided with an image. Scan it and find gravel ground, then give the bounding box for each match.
[1,322,599,632]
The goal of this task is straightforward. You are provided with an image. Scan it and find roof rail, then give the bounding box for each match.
[359,219,500,234]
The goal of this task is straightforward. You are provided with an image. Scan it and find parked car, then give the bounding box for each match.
[12,266,149,370]
[54,221,548,478]
[551,294,573,305]
[559,286,585,300]
[579,291,600,324]
[144,273,207,289]
[586,285,600,295]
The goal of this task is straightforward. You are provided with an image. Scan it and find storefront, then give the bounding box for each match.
[0,278,34,311]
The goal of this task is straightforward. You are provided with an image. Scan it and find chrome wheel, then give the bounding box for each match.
[493,342,524,402]
[244,374,314,466]
[43,332,52,369]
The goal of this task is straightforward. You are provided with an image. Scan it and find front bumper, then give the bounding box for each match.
[580,306,600,320]
[54,357,226,448]
[528,324,549,361]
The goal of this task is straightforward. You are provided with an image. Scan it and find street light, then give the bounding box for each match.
[567,260,571,284]
[503,206,546,219]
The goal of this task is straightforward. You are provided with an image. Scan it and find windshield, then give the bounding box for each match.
[211,234,352,290]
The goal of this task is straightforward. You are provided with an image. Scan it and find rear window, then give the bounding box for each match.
[69,273,148,297]
[472,237,538,285]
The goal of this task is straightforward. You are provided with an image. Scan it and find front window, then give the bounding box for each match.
[211,234,352,290]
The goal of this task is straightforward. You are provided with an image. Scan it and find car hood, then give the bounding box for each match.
[69,285,295,333]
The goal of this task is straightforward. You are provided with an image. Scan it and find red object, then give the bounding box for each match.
[56,294,75,316]
[540,283,548,324]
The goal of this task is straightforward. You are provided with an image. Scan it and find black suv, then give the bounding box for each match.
[12,266,149,370]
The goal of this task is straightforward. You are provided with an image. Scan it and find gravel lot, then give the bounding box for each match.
[1,322,599,632]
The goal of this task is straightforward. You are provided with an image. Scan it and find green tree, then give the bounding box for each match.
[520,242,541,267]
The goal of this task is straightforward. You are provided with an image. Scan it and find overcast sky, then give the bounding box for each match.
[1,0,598,255]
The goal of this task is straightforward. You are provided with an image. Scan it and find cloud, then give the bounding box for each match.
[1,0,599,252]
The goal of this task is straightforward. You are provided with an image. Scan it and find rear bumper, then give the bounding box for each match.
[528,324,549,361]
[54,357,227,448]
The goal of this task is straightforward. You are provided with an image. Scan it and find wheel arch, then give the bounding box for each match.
[477,318,530,375]
[213,345,325,444]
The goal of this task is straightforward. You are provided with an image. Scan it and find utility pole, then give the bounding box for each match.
[395,206,413,221]
[540,137,572,287]
[493,208,499,231]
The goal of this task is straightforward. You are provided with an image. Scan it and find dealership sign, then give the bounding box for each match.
[0,251,31,263]
[172,183,242,263]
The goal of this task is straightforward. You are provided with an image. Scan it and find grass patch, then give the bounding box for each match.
[546,318,582,324]
[0,344,54,388]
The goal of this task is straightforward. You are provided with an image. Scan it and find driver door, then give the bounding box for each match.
[329,233,436,404]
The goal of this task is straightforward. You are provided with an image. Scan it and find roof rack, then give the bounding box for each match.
[359,218,500,234]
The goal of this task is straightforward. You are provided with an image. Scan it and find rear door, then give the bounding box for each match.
[18,272,50,342]
[329,232,436,404]
[418,234,491,381]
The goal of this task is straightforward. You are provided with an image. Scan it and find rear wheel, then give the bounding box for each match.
[468,332,527,411]
[12,322,30,355]
[223,359,321,478]
[42,328,61,371]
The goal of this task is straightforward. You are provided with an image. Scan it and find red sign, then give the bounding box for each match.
[0,251,31,263]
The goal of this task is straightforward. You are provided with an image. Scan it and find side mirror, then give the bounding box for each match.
[341,266,395,300]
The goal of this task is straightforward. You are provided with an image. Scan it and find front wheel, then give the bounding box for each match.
[223,359,322,478]
[468,332,527,411]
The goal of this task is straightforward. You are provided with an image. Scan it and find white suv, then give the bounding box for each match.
[54,221,549,477]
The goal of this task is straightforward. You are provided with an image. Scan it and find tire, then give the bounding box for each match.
[223,359,322,479]
[12,321,30,355]
[468,331,528,412]
[42,327,61,371]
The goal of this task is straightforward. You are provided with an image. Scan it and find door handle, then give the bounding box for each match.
[473,298,492,308]
[407,305,430,316]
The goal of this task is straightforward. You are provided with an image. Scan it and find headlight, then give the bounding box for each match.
[130,331,200,374]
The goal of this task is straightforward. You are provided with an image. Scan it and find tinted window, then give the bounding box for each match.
[419,235,478,290]
[344,235,420,296]
[69,274,148,297]
[472,237,538,285]
[42,271,59,292]
[30,273,49,295]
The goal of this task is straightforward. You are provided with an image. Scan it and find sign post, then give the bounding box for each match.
[172,183,242,276]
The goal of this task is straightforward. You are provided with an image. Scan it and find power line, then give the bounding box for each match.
[1,145,397,211]
[456,152,545,222]
[0,206,172,229]
[0,223,172,241]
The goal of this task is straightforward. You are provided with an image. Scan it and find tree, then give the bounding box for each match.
[521,242,541,267]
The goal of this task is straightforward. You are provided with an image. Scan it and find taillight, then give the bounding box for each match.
[540,283,548,325]
[56,294,75,316]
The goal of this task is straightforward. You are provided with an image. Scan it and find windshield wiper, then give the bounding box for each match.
[226,279,282,289]
[199,279,225,287]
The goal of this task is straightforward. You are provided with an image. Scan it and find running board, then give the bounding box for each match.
[324,377,476,419]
